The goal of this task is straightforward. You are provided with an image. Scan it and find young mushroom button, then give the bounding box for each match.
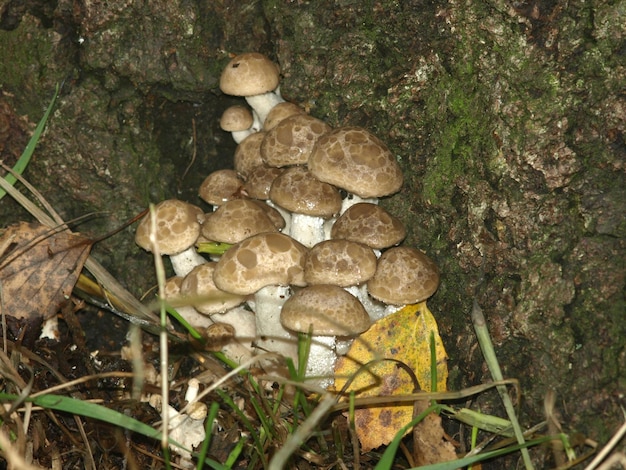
[134,199,206,277]
[331,203,406,251]
[219,105,258,143]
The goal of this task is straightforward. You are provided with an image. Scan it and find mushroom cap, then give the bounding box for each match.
[367,247,440,305]
[331,203,406,249]
[220,105,254,132]
[269,166,342,218]
[220,52,280,97]
[308,126,403,198]
[305,240,377,286]
[234,132,265,179]
[280,285,371,336]
[199,169,245,206]
[180,263,246,315]
[244,164,284,200]
[261,114,331,167]
[213,232,308,295]
[264,101,305,130]
[201,199,281,244]
[135,199,203,255]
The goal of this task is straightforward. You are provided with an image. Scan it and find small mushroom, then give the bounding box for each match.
[233,132,266,180]
[198,169,246,209]
[331,203,406,251]
[269,166,342,247]
[260,114,331,168]
[135,199,206,277]
[219,52,284,125]
[280,284,371,388]
[219,105,259,143]
[367,246,440,318]
[213,232,308,362]
[200,199,281,245]
[304,239,377,287]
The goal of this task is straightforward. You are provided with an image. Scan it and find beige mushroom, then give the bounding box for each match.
[368,246,440,315]
[280,284,371,387]
[200,199,281,245]
[213,232,308,362]
[261,114,331,168]
[304,239,377,287]
[330,202,406,250]
[219,52,284,124]
[135,199,206,277]
[220,105,259,143]
[263,101,305,131]
[199,169,246,209]
[269,166,342,247]
[233,132,266,180]
[308,126,404,213]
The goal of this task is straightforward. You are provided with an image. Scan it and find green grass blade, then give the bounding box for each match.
[0,83,59,200]
[0,392,227,469]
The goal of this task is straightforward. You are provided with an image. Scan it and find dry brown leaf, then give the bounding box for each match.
[0,221,91,321]
[334,302,455,462]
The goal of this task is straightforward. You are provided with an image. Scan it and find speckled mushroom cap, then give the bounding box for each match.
[180,263,246,315]
[201,199,280,244]
[269,166,342,218]
[263,102,305,131]
[261,114,331,167]
[367,247,440,305]
[244,164,284,200]
[304,240,377,286]
[135,199,203,255]
[199,169,245,206]
[213,232,308,295]
[280,285,371,336]
[234,132,265,179]
[330,203,406,249]
[220,105,254,132]
[220,53,280,97]
[308,126,403,198]
[250,200,286,230]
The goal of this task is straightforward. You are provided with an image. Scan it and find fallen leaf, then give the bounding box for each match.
[0,222,91,322]
[334,302,454,461]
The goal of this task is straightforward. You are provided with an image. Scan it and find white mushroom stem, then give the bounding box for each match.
[345,284,388,321]
[213,305,257,364]
[304,335,337,389]
[245,90,284,126]
[169,247,207,277]
[288,213,326,248]
[251,285,298,363]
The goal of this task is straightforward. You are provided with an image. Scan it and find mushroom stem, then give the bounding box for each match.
[304,335,337,389]
[252,285,298,363]
[245,91,284,126]
[288,213,325,248]
[169,247,207,278]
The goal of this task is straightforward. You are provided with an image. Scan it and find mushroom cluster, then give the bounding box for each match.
[134,52,440,387]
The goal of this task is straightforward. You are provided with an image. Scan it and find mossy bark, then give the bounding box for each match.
[0,0,623,462]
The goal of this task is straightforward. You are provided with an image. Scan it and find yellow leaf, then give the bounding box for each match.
[333,302,449,452]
